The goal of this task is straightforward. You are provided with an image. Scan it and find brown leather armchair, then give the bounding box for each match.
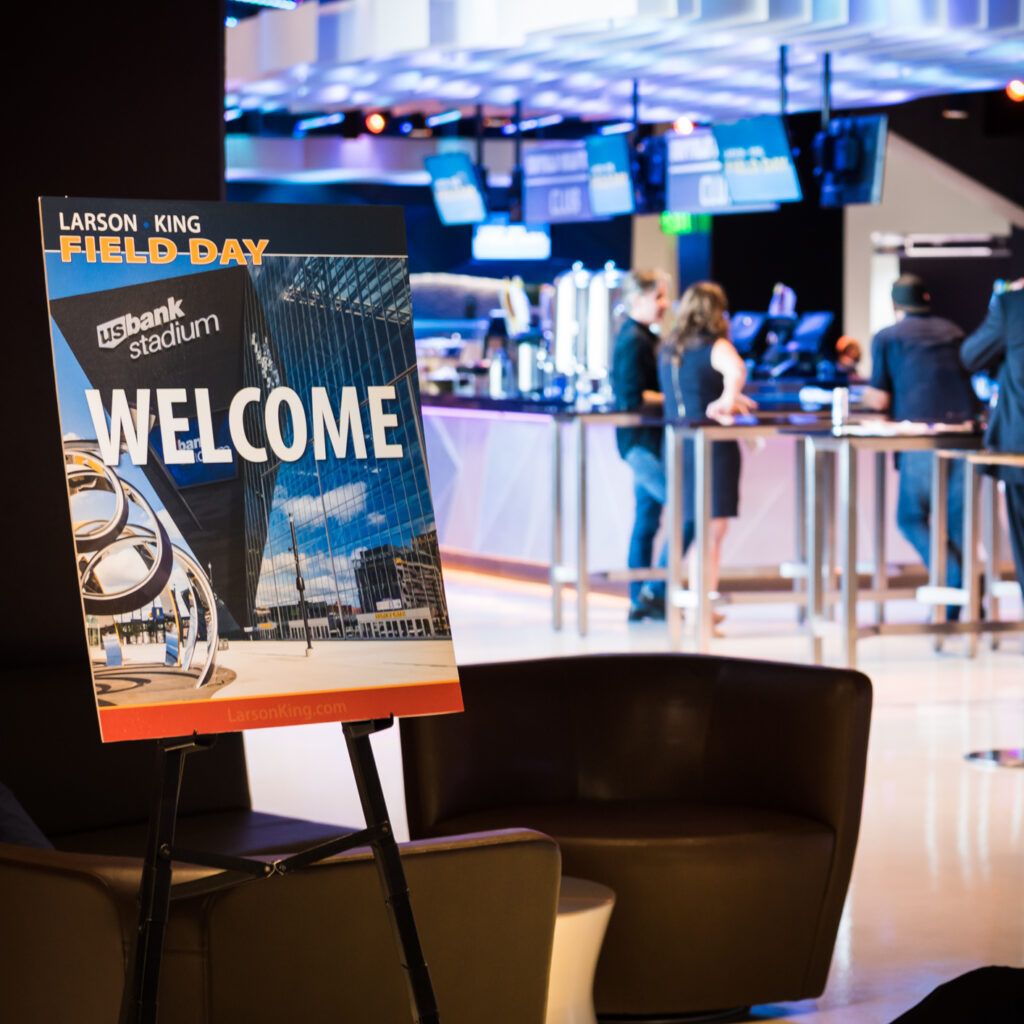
[2,828,561,1024]
[401,653,873,1019]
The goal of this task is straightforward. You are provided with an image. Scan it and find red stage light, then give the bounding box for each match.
[366,112,387,133]
[1007,79,1024,102]
[673,116,695,135]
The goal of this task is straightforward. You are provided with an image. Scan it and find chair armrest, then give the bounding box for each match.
[0,843,138,1023]
[401,667,580,834]
[0,842,238,1024]
[701,658,873,831]
[198,828,561,1024]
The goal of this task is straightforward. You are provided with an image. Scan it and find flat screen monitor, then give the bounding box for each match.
[710,116,802,205]
[585,134,635,217]
[664,128,780,215]
[472,218,552,261]
[425,152,488,225]
[728,311,765,355]
[522,142,593,224]
[817,114,887,207]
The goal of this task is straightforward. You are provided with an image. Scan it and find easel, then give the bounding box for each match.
[118,717,439,1024]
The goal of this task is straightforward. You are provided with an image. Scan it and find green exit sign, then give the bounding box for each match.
[660,212,712,235]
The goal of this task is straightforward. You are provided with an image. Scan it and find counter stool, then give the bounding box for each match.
[545,876,615,1024]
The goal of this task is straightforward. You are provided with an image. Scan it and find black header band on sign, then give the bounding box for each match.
[39,197,408,258]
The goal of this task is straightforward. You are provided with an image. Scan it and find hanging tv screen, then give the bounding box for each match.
[816,114,888,207]
[522,141,593,224]
[710,116,802,205]
[472,219,552,261]
[665,127,779,215]
[425,152,488,225]
[584,134,635,217]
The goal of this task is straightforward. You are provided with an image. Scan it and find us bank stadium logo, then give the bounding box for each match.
[96,295,221,360]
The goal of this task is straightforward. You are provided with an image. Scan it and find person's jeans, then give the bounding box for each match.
[897,451,964,595]
[624,446,666,605]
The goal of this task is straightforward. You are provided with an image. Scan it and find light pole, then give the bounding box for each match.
[289,513,314,654]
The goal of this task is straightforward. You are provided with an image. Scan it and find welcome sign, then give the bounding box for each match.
[40,198,461,742]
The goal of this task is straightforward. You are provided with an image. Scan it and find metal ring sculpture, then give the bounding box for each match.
[65,445,219,688]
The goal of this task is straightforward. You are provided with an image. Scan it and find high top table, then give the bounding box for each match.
[798,423,984,668]
[663,413,834,651]
[553,409,836,640]
[923,449,1024,658]
[550,408,666,636]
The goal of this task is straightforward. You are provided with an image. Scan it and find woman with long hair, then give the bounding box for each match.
[658,281,755,627]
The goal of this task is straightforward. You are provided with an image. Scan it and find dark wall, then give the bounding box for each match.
[227,180,633,281]
[8,3,226,670]
[885,90,1024,208]
[901,227,1024,335]
[710,112,845,322]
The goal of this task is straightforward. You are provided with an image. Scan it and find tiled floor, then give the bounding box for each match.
[243,569,1024,1024]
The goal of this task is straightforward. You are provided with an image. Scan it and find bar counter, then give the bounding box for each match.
[421,393,920,635]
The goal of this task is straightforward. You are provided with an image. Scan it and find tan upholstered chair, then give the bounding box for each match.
[2,828,561,1024]
[0,665,562,1023]
[401,653,873,1019]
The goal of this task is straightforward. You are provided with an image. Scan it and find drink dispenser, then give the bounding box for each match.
[553,263,591,377]
[552,262,625,400]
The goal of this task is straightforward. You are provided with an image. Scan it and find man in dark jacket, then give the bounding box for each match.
[611,269,670,620]
[961,280,1024,593]
[862,274,978,602]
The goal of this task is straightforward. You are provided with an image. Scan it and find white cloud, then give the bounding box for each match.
[261,550,299,576]
[302,574,343,601]
[156,509,186,544]
[259,549,354,603]
[90,548,195,618]
[279,482,368,527]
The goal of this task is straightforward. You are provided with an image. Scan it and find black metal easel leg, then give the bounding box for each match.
[343,718,440,1024]
[118,737,209,1024]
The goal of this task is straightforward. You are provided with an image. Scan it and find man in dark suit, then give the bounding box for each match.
[961,280,1024,593]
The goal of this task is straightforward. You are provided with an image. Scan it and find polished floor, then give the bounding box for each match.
[243,569,1024,1024]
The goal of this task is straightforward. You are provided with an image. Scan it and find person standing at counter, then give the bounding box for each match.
[862,274,978,607]
[961,279,1024,595]
[612,269,671,621]
[658,281,755,624]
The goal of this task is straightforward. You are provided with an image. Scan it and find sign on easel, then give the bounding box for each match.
[40,198,462,742]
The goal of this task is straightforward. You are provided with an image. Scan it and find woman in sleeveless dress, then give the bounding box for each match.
[658,282,756,622]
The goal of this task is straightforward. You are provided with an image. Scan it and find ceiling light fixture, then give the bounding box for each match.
[673,116,695,135]
[294,112,345,134]
[425,110,463,127]
[233,0,298,9]
[501,113,564,135]
[599,121,635,135]
[365,112,387,134]
[1007,79,1024,102]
